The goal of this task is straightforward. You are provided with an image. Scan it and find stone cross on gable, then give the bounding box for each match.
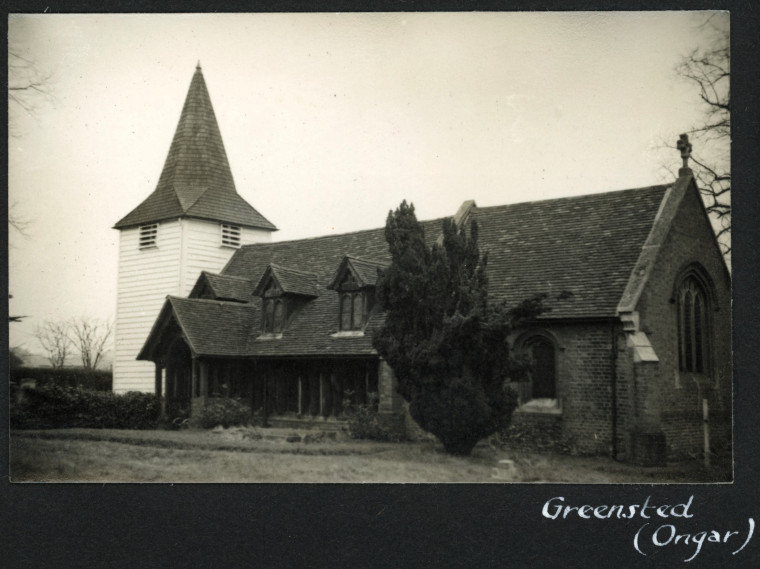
[677,134,692,170]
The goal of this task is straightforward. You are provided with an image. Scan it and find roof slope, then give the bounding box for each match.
[140,185,671,360]
[471,185,670,318]
[219,219,443,357]
[253,264,319,298]
[169,296,256,357]
[189,271,256,302]
[114,65,276,231]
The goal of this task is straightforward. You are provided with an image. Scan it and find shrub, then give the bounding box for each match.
[344,393,407,442]
[10,384,160,430]
[190,397,252,429]
[10,366,112,392]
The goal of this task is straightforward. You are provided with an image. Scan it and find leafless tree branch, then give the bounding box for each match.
[35,321,72,368]
[70,318,113,370]
[674,18,730,257]
[8,48,54,136]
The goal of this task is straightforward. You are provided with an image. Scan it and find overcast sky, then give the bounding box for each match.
[8,11,725,354]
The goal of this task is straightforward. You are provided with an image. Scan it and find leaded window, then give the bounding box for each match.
[677,275,710,373]
[262,297,285,334]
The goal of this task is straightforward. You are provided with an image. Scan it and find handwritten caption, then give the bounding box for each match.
[541,496,754,562]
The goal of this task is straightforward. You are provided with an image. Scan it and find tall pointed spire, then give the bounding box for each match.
[114,66,276,231]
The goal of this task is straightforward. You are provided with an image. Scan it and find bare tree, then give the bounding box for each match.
[34,321,72,368]
[675,17,730,255]
[8,48,53,129]
[70,318,113,370]
[8,201,31,237]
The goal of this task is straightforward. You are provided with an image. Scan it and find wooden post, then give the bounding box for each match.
[154,363,162,397]
[365,367,370,405]
[262,372,269,427]
[332,372,341,417]
[199,360,209,402]
[191,357,198,399]
[319,372,326,418]
[298,376,303,416]
[703,398,710,468]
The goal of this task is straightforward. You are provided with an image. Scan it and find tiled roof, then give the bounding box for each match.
[190,271,256,302]
[470,185,670,319]
[253,264,319,298]
[218,219,443,357]
[114,66,276,231]
[169,297,256,357]
[140,185,671,359]
[327,256,388,289]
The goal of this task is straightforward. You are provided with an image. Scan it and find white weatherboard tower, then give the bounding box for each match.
[113,64,276,393]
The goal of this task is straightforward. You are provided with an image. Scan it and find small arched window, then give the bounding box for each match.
[526,336,557,399]
[676,272,712,374]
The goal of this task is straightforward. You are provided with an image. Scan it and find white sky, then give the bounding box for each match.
[8,11,725,354]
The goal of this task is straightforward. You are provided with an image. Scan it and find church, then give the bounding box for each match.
[114,66,731,465]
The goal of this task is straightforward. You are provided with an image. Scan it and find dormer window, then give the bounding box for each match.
[262,281,286,334]
[253,264,319,338]
[337,275,374,331]
[139,224,158,249]
[328,256,385,333]
[221,224,241,248]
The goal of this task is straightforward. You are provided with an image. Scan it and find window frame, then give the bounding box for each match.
[524,335,558,400]
[676,270,713,375]
[261,297,286,335]
[337,289,373,332]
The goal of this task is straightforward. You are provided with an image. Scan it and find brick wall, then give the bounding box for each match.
[513,323,625,456]
[634,182,732,460]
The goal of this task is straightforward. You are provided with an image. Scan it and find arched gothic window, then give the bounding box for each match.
[676,273,711,374]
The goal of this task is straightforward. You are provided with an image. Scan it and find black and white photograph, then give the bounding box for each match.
[8,11,734,485]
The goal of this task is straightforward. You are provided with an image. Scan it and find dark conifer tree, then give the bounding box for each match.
[374,201,544,455]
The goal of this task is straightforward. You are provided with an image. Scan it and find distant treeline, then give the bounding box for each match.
[10,367,112,392]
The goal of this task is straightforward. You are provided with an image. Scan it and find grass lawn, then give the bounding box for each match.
[10,428,731,483]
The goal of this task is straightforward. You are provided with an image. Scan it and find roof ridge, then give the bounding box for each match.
[345,255,387,263]
[170,295,255,307]
[239,217,447,250]
[180,184,210,212]
[269,263,319,278]
[472,184,672,213]
[204,272,254,283]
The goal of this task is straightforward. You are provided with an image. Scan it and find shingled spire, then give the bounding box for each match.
[114,66,276,230]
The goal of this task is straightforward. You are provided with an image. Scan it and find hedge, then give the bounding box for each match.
[10,366,112,392]
[11,384,160,430]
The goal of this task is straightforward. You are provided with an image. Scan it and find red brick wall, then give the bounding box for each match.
[635,183,732,459]
[513,323,625,455]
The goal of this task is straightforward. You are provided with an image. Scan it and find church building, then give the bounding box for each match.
[117,67,732,465]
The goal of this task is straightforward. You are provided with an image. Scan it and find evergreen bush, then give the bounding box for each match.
[10,384,160,430]
[373,201,546,455]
